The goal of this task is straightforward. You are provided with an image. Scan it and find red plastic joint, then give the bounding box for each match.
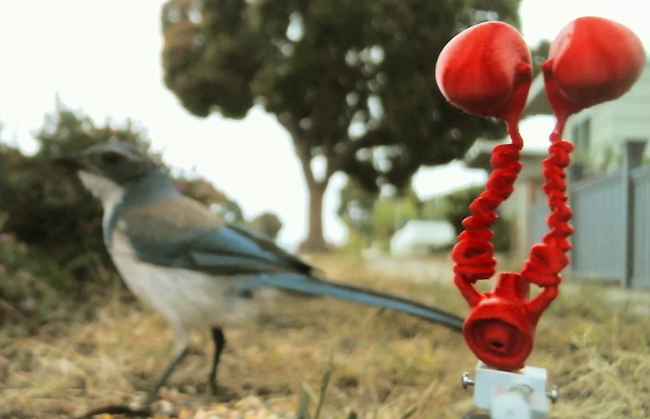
[436,17,645,371]
[455,128,573,371]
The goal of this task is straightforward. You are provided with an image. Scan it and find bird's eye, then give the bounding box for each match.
[100,151,124,165]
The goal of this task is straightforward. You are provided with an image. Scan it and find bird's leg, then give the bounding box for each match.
[208,327,226,396]
[143,329,190,407]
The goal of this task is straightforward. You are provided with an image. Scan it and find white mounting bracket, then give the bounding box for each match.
[461,361,558,419]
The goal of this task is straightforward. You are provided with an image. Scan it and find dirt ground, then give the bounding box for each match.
[1,254,649,419]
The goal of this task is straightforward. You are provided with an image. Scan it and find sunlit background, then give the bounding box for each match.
[1,0,647,249]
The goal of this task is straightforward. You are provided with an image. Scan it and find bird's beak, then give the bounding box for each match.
[51,153,88,171]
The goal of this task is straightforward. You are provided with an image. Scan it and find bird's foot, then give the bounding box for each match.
[74,403,152,419]
[142,390,158,410]
[208,381,239,402]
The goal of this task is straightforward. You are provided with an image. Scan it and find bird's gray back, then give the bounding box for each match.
[106,195,282,331]
[118,196,223,244]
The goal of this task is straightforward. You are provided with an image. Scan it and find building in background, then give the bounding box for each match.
[524,57,650,179]
[524,58,650,289]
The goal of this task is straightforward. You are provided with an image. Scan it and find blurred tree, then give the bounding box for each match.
[337,177,377,247]
[160,0,523,251]
[215,200,246,223]
[370,188,421,251]
[248,211,283,240]
[0,122,5,209]
[337,176,426,250]
[177,176,245,222]
[419,196,447,220]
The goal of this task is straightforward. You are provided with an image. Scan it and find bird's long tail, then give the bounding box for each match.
[258,273,465,332]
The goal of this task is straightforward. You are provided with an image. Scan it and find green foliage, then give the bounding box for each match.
[0,218,106,328]
[0,101,151,288]
[247,211,284,240]
[436,185,512,252]
[295,363,332,419]
[337,177,377,246]
[418,196,446,221]
[371,195,419,247]
[341,229,367,254]
[176,176,246,222]
[160,0,523,248]
[337,177,426,251]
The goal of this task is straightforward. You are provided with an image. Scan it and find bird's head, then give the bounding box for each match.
[53,141,159,204]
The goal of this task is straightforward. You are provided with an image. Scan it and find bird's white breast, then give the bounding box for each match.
[107,229,280,332]
[77,171,125,232]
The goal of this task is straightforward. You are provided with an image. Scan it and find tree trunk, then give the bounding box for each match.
[304,182,328,252]
[281,118,334,253]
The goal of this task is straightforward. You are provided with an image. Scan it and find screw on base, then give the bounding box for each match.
[547,385,559,404]
[461,372,475,389]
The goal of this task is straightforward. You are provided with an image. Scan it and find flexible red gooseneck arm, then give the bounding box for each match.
[436,15,645,418]
[437,16,645,373]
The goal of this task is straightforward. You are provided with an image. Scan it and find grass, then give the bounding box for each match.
[1,254,649,418]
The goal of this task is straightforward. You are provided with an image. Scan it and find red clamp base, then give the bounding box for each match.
[457,272,555,371]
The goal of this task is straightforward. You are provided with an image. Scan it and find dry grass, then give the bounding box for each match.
[1,255,649,419]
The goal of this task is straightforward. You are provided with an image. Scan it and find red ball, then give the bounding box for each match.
[544,16,646,115]
[435,21,532,121]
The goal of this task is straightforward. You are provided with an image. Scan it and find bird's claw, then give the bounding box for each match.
[209,381,218,397]
[74,403,152,419]
[208,381,239,402]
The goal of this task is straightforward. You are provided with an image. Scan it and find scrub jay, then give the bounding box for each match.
[53,142,464,407]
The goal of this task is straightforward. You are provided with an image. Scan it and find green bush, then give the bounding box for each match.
[247,212,283,241]
[0,218,103,329]
[0,105,147,291]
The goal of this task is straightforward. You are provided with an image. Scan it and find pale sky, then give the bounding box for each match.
[0,0,647,250]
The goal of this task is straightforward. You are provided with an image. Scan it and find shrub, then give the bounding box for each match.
[248,212,283,240]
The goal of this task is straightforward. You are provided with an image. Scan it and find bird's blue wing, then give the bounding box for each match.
[114,196,315,276]
[112,197,466,332]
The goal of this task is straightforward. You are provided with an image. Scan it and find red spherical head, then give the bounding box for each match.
[544,16,646,117]
[435,21,533,121]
